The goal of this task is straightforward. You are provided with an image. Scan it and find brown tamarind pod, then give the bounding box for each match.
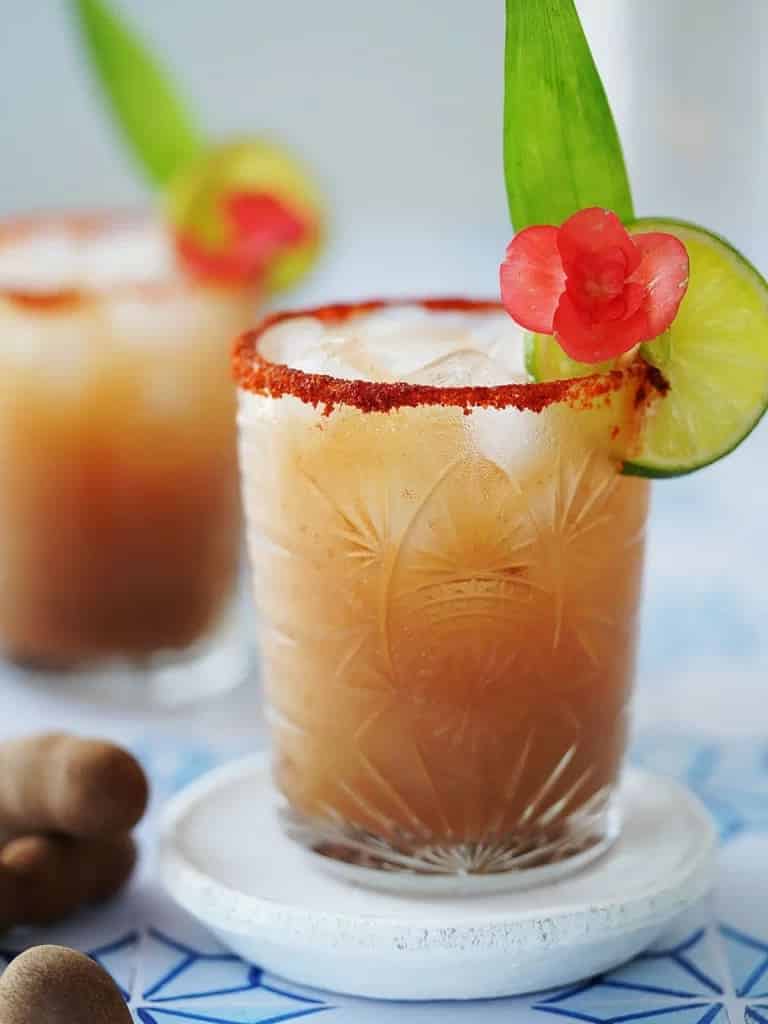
[0,834,136,926]
[0,733,148,838]
[0,945,133,1023]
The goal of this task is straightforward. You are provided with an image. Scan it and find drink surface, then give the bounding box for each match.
[258,304,529,385]
[239,303,650,869]
[0,220,251,666]
[0,220,179,293]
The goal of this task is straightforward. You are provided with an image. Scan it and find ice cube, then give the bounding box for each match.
[339,317,474,383]
[351,305,436,336]
[0,233,80,292]
[260,317,328,369]
[468,403,554,483]
[81,225,175,287]
[256,306,529,385]
[0,223,175,293]
[284,331,386,380]
[467,313,528,378]
[405,349,508,386]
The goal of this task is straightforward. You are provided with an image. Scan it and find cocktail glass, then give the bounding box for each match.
[234,298,658,883]
[0,214,257,706]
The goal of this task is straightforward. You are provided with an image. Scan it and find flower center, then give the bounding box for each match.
[563,246,647,325]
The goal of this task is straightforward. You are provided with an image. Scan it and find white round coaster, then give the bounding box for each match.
[158,755,717,1001]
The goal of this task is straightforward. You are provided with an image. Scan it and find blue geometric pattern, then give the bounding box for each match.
[136,1009,330,1023]
[139,930,328,1008]
[532,920,768,1024]
[632,735,768,841]
[141,930,265,1002]
[603,929,723,996]
[0,731,764,1023]
[126,929,331,1024]
[130,929,331,1023]
[720,926,768,999]
[0,928,331,1024]
[90,932,141,1002]
[533,930,727,1024]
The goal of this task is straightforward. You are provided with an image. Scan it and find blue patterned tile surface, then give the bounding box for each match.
[720,927,768,1000]
[0,728,762,1024]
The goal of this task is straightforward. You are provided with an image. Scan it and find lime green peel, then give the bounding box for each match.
[524,332,614,382]
[526,220,768,477]
[624,220,768,477]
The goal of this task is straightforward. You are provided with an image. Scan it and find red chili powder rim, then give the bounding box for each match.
[0,211,255,312]
[233,297,668,415]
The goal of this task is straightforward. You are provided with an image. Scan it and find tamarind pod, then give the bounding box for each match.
[0,833,136,926]
[0,945,133,1023]
[0,734,148,838]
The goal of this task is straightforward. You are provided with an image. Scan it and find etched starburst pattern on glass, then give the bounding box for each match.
[239,308,650,876]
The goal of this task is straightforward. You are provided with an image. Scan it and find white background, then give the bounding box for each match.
[0,1,767,688]
[1,1,767,294]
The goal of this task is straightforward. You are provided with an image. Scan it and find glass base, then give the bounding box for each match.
[8,598,253,710]
[280,788,621,894]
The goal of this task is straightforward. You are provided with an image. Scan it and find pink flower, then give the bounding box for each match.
[176,190,310,285]
[500,207,689,363]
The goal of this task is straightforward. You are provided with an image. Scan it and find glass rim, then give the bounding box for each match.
[0,210,251,311]
[233,296,666,414]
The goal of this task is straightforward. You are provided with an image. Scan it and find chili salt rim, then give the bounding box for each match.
[0,211,256,311]
[233,297,667,415]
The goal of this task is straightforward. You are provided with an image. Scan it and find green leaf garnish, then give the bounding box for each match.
[503,0,634,230]
[73,0,203,186]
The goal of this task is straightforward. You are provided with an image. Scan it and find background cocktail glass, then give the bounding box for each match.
[235,299,657,884]
[0,214,257,706]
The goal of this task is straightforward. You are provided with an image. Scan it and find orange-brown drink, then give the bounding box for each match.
[0,215,256,704]
[235,299,659,880]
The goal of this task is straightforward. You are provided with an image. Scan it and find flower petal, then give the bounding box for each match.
[226,191,308,245]
[554,291,652,362]
[589,280,646,324]
[500,225,565,333]
[558,207,640,278]
[175,192,309,285]
[621,280,646,320]
[629,231,690,336]
[175,232,256,283]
